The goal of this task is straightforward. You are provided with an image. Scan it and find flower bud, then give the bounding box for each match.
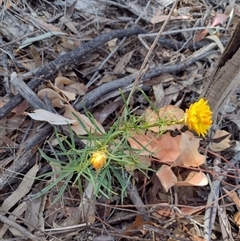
[90,151,107,169]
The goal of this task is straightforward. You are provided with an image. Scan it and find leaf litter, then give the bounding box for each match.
[0,0,239,241]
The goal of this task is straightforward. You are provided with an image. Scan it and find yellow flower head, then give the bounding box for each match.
[90,151,107,170]
[185,98,212,136]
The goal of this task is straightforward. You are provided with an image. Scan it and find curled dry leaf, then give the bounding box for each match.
[144,105,184,133]
[64,82,86,96]
[55,76,86,96]
[176,131,205,167]
[27,109,76,125]
[209,130,231,152]
[55,76,75,88]
[38,88,66,108]
[176,171,208,187]
[50,77,76,100]
[156,165,177,192]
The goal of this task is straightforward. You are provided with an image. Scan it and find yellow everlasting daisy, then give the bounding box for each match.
[90,150,107,170]
[185,98,212,136]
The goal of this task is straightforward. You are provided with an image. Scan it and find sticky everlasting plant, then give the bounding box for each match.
[185,98,212,136]
[36,95,213,204]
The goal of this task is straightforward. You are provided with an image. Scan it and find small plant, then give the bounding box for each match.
[35,93,212,204]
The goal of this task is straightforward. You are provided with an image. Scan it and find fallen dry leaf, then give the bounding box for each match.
[154,133,180,163]
[223,188,240,208]
[128,132,181,164]
[209,130,231,152]
[24,182,45,232]
[156,165,177,192]
[176,171,208,186]
[30,45,42,68]
[0,202,28,237]
[114,50,134,74]
[211,13,228,27]
[194,28,209,42]
[194,13,228,42]
[206,35,224,53]
[0,164,39,214]
[176,131,205,167]
[60,16,79,35]
[0,97,26,114]
[153,83,165,107]
[27,109,76,125]
[55,76,75,86]
[64,82,86,96]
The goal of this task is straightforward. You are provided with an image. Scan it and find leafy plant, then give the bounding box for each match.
[34,92,213,204]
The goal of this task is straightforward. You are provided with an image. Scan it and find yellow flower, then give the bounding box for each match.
[185,98,212,136]
[90,151,107,170]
